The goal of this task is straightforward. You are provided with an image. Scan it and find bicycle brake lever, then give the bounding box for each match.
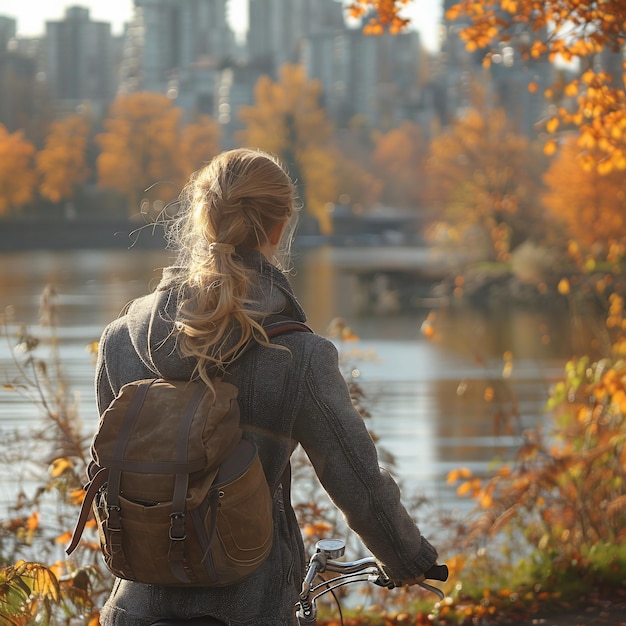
[417,580,445,601]
[372,575,395,589]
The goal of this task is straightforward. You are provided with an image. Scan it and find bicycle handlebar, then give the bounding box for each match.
[296,539,448,625]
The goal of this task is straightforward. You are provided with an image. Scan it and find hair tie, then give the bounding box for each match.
[208,242,235,255]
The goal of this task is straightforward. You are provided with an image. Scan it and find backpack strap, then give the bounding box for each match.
[262,317,312,569]
[66,466,108,555]
[264,318,313,339]
[167,383,212,584]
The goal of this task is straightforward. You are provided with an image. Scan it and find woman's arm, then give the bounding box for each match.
[293,337,438,580]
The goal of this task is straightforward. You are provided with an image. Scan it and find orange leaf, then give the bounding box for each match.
[49,457,73,478]
[26,511,39,532]
[69,489,86,505]
[544,139,557,156]
[479,491,493,508]
[546,117,559,133]
[55,530,73,544]
[557,278,570,295]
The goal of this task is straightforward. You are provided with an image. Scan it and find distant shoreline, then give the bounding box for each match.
[0,219,170,252]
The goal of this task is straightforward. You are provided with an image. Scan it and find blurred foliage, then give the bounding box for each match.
[96,92,184,213]
[543,136,626,249]
[440,294,626,620]
[238,64,337,235]
[372,121,428,210]
[426,102,546,261]
[1,288,109,623]
[0,126,36,215]
[346,0,413,34]
[444,0,626,175]
[36,115,90,205]
[354,0,626,177]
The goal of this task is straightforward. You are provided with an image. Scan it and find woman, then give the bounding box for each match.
[95,148,440,625]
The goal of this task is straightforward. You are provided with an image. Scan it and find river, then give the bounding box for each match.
[0,247,586,538]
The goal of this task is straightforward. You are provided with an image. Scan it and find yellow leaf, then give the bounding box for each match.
[420,320,435,339]
[448,467,472,483]
[26,511,39,532]
[546,117,559,133]
[85,341,99,355]
[341,328,360,342]
[49,457,73,478]
[543,139,557,156]
[69,488,86,505]
[565,82,579,97]
[479,491,493,508]
[597,160,614,176]
[457,481,474,496]
[55,530,73,544]
[484,386,495,402]
[557,278,570,295]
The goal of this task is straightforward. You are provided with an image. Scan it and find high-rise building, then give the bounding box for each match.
[45,6,117,113]
[302,28,423,129]
[437,0,552,136]
[0,15,16,51]
[133,0,235,116]
[247,0,344,73]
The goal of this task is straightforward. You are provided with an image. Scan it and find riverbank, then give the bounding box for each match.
[0,219,168,251]
[0,210,419,252]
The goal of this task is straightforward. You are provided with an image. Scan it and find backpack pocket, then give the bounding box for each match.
[93,476,217,585]
[190,439,274,586]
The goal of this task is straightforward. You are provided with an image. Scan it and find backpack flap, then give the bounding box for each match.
[93,378,240,503]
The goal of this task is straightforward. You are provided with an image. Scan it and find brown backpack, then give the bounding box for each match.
[66,319,311,587]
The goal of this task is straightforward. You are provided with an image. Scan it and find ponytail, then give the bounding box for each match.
[167,148,297,387]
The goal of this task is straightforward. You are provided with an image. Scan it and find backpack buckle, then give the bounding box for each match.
[107,504,122,530]
[169,512,186,541]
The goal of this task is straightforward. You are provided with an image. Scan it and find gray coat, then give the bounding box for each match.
[95,252,438,626]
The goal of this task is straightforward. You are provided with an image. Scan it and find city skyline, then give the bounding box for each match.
[0,0,442,51]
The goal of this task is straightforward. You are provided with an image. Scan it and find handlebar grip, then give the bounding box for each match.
[424,563,448,582]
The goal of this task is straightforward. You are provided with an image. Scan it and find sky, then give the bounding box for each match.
[0,0,442,51]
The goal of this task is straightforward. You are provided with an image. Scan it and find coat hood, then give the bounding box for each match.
[123,251,307,380]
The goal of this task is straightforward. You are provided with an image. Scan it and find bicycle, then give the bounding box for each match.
[149,538,448,626]
[295,538,448,625]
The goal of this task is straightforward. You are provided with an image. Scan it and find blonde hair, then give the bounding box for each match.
[169,148,297,386]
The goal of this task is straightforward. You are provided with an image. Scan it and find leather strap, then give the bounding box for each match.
[65,466,108,555]
[168,383,211,584]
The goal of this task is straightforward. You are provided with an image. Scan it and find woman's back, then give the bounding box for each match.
[94,149,440,626]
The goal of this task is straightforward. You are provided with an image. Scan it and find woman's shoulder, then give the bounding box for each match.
[270,326,339,363]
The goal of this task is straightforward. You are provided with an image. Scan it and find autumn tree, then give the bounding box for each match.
[543,136,626,251]
[333,116,381,212]
[372,120,427,209]
[96,92,183,215]
[179,114,221,179]
[0,124,37,215]
[426,107,545,261]
[36,115,90,205]
[354,1,626,174]
[238,64,337,234]
[444,1,626,174]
